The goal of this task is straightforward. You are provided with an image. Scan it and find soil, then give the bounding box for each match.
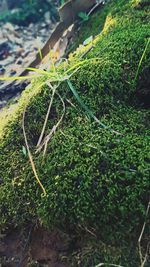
[0,226,71,267]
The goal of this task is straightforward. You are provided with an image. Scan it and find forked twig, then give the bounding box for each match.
[36,92,66,156]
[139,242,150,267]
[43,94,65,156]
[36,82,59,147]
[22,107,46,196]
[78,224,97,237]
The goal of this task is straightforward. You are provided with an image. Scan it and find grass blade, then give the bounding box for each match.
[26,67,50,75]
[67,80,107,129]
[0,75,41,81]
[134,38,150,83]
[38,48,43,61]
[67,80,121,135]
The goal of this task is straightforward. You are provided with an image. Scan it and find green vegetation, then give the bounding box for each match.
[0,0,150,266]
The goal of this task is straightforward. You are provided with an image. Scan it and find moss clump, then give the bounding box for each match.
[0,0,150,265]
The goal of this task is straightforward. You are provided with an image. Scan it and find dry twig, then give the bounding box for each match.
[36,91,66,156]
[138,199,150,267]
[36,82,58,147]
[22,107,46,195]
[95,264,124,267]
[88,1,104,16]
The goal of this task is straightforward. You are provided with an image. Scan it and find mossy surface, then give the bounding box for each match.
[0,0,150,265]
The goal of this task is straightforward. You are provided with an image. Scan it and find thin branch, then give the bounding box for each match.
[140,242,150,267]
[80,45,94,59]
[95,263,124,267]
[36,82,59,147]
[22,107,46,196]
[88,1,104,16]
[43,94,65,156]
[36,92,65,156]
[138,199,150,267]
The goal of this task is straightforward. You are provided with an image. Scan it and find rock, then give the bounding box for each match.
[10,70,17,76]
[14,25,19,31]
[0,100,7,109]
[3,22,15,32]
[10,8,21,15]
[0,56,15,67]
[39,28,47,34]
[16,57,23,64]
[21,50,30,58]
[0,39,11,60]
[0,66,5,75]
[12,37,22,45]
[15,47,24,56]
[29,23,34,28]
[0,80,29,102]
[0,38,8,47]
[44,11,51,23]
[41,22,47,28]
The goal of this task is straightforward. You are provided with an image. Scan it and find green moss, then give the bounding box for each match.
[0,0,150,265]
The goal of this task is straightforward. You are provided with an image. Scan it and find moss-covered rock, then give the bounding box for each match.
[0,0,150,265]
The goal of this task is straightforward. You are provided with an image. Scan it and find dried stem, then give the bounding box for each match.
[36,92,65,156]
[36,82,59,147]
[95,263,124,267]
[22,107,46,196]
[138,199,150,267]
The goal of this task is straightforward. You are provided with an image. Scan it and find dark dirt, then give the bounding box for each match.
[0,226,71,267]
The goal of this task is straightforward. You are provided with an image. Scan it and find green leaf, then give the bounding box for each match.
[22,146,27,157]
[61,0,65,5]
[83,36,93,46]
[78,12,89,22]
[67,80,107,129]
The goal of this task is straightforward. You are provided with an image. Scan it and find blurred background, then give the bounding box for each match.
[0,0,61,107]
[0,0,60,25]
